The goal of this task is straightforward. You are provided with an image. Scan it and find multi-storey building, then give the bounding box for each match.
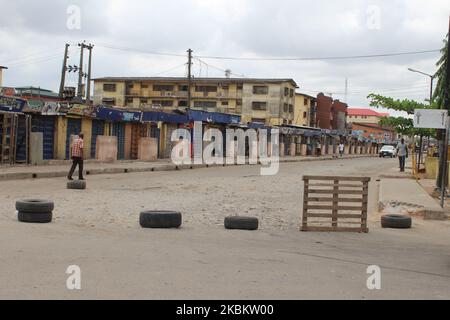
[294,93,317,127]
[93,77,298,126]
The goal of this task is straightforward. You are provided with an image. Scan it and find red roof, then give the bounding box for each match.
[347,108,385,117]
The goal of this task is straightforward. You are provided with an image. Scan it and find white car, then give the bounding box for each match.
[379,145,397,158]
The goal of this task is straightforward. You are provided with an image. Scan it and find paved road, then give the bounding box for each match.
[0,157,449,299]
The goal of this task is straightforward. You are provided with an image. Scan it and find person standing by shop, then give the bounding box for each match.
[397,138,408,172]
[68,133,85,180]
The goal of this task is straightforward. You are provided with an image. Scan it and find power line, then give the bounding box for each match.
[94,44,439,62]
[194,57,246,78]
[153,63,187,76]
[195,49,440,61]
[96,44,186,58]
[2,47,61,64]
[8,54,62,68]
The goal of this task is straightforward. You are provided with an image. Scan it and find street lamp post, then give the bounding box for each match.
[408,68,436,179]
[408,68,435,102]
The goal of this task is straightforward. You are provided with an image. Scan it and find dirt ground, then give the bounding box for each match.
[0,158,449,299]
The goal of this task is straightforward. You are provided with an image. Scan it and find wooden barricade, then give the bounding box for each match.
[301,176,370,233]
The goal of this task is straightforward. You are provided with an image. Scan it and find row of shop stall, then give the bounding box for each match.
[1,96,386,164]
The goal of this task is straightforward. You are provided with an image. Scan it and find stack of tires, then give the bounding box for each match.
[16,199,54,224]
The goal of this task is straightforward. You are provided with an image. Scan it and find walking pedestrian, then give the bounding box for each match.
[339,142,345,157]
[68,132,85,181]
[396,138,408,172]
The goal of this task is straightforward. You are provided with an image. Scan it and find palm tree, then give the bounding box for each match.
[433,36,448,108]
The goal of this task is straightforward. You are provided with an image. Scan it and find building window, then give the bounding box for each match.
[290,89,294,98]
[141,84,149,89]
[153,84,174,92]
[194,101,217,109]
[128,84,134,89]
[304,98,308,106]
[284,88,289,96]
[237,84,243,90]
[178,100,188,107]
[283,103,288,112]
[237,99,242,106]
[152,100,173,107]
[252,101,267,111]
[126,97,134,104]
[195,86,218,93]
[178,85,188,92]
[102,98,115,106]
[303,112,307,118]
[253,86,269,95]
[252,118,266,124]
[289,104,294,113]
[103,84,116,92]
[221,101,229,106]
[140,98,148,104]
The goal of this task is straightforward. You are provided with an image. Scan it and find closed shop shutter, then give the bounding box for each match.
[112,123,126,160]
[31,115,55,160]
[15,115,28,163]
[91,119,105,159]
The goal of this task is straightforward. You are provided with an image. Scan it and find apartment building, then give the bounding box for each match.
[93,77,298,126]
[294,93,316,127]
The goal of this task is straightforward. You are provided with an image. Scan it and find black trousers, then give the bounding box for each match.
[399,156,406,172]
[68,156,84,179]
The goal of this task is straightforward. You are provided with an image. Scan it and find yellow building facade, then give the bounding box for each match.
[294,93,316,127]
[93,77,298,126]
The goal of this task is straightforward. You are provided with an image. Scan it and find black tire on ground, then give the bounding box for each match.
[140,211,182,229]
[225,216,259,231]
[18,211,52,223]
[381,215,412,229]
[16,199,54,213]
[67,180,87,190]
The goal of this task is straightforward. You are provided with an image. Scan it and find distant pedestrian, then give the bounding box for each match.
[397,138,408,172]
[339,142,345,157]
[68,133,85,181]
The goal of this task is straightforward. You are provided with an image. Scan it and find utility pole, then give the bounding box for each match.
[85,43,94,104]
[59,43,70,99]
[344,77,348,103]
[187,49,193,109]
[77,42,85,99]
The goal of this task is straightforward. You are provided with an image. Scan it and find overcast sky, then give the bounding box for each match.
[1,0,449,113]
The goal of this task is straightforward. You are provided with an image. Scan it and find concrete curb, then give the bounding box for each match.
[0,155,377,182]
[378,179,450,221]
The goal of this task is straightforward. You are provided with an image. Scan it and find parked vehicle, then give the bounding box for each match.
[379,145,397,158]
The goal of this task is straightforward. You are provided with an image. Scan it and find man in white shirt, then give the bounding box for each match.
[396,138,408,172]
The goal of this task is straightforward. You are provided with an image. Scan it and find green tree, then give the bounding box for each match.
[433,36,448,109]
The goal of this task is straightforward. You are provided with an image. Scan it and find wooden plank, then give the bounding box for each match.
[308,183,363,188]
[305,213,365,219]
[306,197,364,203]
[305,205,364,211]
[308,189,367,195]
[303,176,371,182]
[301,226,369,233]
